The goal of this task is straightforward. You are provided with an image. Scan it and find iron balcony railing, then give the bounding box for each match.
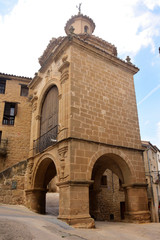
[0,139,8,156]
[33,125,58,154]
[3,116,15,125]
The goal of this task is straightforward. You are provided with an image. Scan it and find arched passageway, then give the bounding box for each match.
[26,158,59,215]
[89,153,132,221]
[46,176,59,216]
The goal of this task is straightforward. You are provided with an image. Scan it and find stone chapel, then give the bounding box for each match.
[0,11,150,228]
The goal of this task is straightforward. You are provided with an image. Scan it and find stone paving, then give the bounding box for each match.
[0,193,160,240]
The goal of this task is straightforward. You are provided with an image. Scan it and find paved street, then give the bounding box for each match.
[0,193,160,240]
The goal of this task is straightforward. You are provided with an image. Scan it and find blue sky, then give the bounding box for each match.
[0,0,160,148]
[0,0,18,15]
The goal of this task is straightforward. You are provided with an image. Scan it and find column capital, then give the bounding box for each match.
[57,180,94,187]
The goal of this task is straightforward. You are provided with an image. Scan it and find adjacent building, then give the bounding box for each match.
[0,73,32,171]
[142,141,160,222]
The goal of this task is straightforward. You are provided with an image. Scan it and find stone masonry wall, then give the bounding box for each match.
[0,160,27,204]
[70,44,141,150]
[97,169,125,221]
[0,77,32,171]
[70,140,146,184]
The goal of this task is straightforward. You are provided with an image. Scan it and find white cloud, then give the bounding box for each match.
[138,84,160,105]
[143,0,160,10]
[0,0,160,77]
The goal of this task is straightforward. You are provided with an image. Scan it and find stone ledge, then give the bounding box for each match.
[57,180,94,187]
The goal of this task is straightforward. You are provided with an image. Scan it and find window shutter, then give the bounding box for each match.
[4,103,11,115]
[14,103,18,116]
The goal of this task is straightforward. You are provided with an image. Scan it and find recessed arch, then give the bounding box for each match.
[87,148,136,184]
[84,25,89,33]
[35,79,61,152]
[37,78,62,118]
[88,148,136,222]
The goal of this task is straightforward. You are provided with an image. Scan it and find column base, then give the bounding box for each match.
[58,215,95,228]
[25,188,47,214]
[125,210,151,223]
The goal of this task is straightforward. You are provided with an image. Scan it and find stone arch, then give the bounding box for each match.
[31,152,60,189]
[87,148,136,183]
[26,152,60,214]
[88,148,137,221]
[37,78,62,118]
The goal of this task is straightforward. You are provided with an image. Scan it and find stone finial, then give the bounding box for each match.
[126,56,131,63]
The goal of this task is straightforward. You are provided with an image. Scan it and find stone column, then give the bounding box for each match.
[25,188,47,214]
[123,183,150,223]
[57,180,95,228]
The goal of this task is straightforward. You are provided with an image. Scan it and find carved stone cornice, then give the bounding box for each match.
[38,33,138,76]
[58,61,70,73]
[29,74,42,89]
[70,36,139,75]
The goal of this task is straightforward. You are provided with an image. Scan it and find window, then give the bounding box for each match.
[0,79,6,94]
[119,179,124,191]
[101,175,107,187]
[3,102,17,125]
[84,25,89,33]
[20,85,29,96]
[0,131,2,143]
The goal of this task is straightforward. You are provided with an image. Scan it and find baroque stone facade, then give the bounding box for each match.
[25,13,150,227]
[0,12,151,228]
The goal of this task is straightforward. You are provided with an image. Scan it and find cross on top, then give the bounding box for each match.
[76,3,82,14]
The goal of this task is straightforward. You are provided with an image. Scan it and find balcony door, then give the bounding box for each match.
[39,86,58,151]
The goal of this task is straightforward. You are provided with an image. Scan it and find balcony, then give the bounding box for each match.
[33,126,58,154]
[0,139,8,156]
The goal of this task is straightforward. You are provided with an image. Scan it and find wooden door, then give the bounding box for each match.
[40,86,58,136]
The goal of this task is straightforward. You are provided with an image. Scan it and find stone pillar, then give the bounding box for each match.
[124,183,150,223]
[57,180,95,228]
[25,188,47,214]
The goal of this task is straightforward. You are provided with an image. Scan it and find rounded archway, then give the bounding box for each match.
[34,158,57,189]
[28,157,59,215]
[89,153,133,221]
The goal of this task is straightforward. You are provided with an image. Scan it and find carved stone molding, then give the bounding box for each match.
[32,102,37,112]
[58,128,68,141]
[35,114,41,121]
[58,55,70,84]
[58,146,68,161]
[60,69,69,84]
[58,146,68,180]
[27,160,34,186]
